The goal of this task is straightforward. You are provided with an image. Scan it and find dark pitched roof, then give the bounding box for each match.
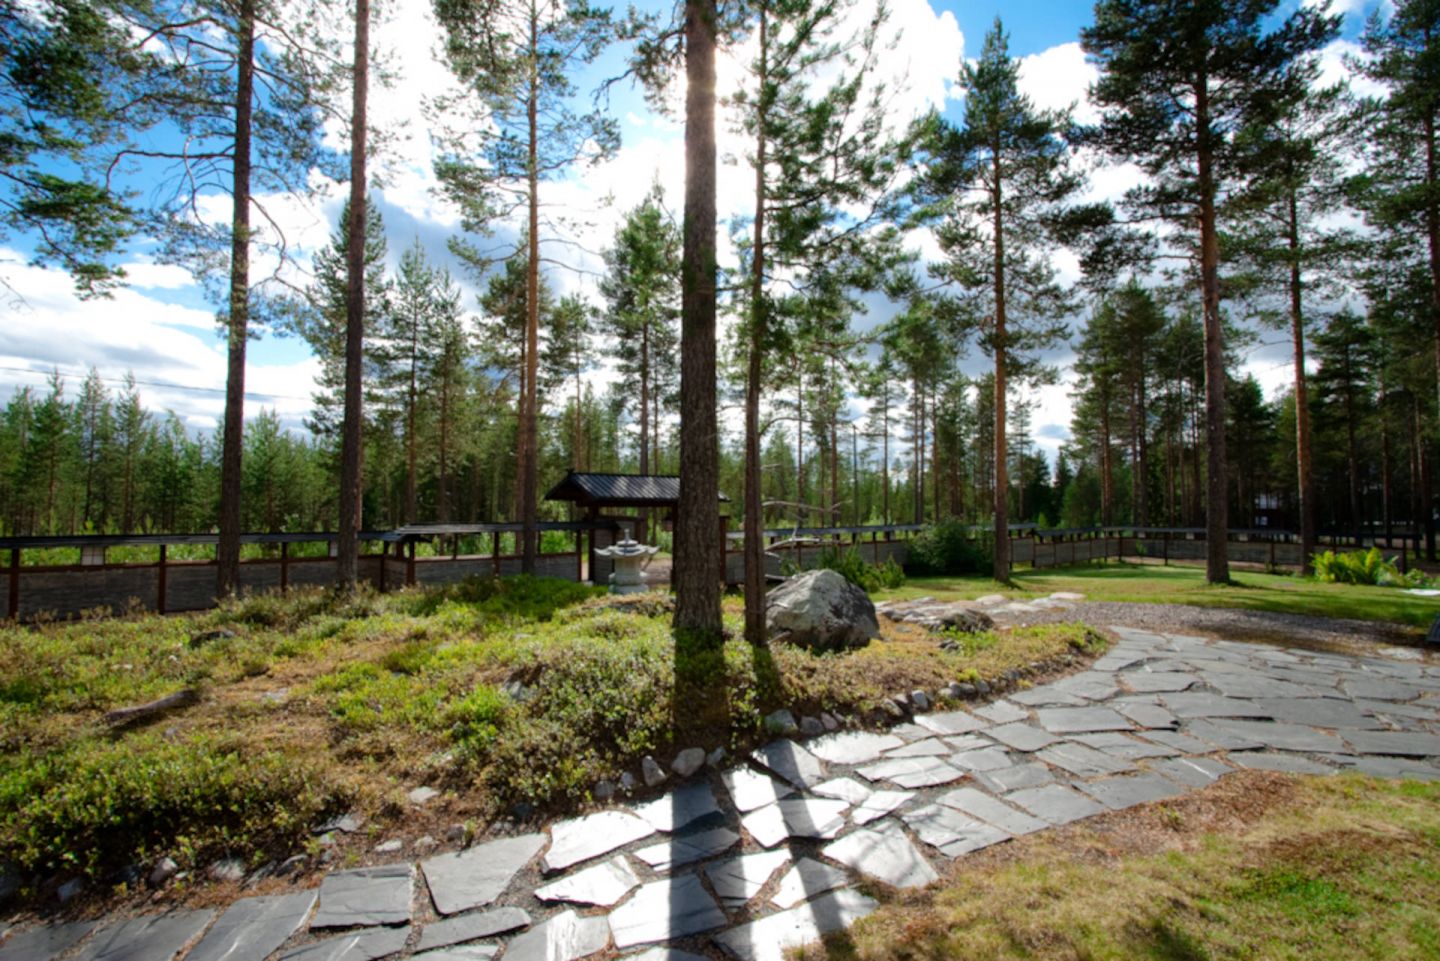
[544,470,728,508]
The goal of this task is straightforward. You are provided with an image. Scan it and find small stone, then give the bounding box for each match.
[149,857,179,886]
[594,779,616,802]
[642,755,667,787]
[209,858,246,882]
[820,712,840,732]
[799,716,825,736]
[57,878,84,903]
[975,679,991,695]
[316,832,336,848]
[374,840,404,855]
[878,699,905,719]
[189,628,236,647]
[706,746,727,768]
[445,823,468,844]
[956,682,977,697]
[408,786,440,806]
[910,690,931,712]
[620,772,637,792]
[315,812,365,835]
[246,862,277,887]
[275,855,307,877]
[765,709,799,735]
[513,801,534,820]
[413,836,437,854]
[671,747,706,778]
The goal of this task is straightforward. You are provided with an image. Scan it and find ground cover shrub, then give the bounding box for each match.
[1309,547,1433,588]
[794,547,905,593]
[399,574,602,620]
[0,733,341,879]
[905,520,994,576]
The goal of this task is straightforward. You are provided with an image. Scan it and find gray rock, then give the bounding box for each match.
[771,857,852,908]
[751,739,827,789]
[975,679,992,695]
[71,910,215,961]
[609,874,728,948]
[408,786,440,806]
[0,922,95,961]
[641,755,667,787]
[956,682,978,697]
[502,911,608,961]
[421,833,545,916]
[807,730,904,765]
[534,856,638,907]
[632,781,720,833]
[823,824,939,887]
[149,857,179,886]
[800,715,825,736]
[373,840,403,855]
[764,709,800,735]
[414,907,530,953]
[633,827,741,872]
[877,599,995,634]
[275,855,307,878]
[937,787,1048,836]
[911,690,932,712]
[820,712,840,731]
[714,889,878,961]
[1007,784,1107,825]
[766,569,880,651]
[56,878,84,903]
[619,772,637,792]
[851,789,915,825]
[670,747,706,778]
[721,765,795,812]
[706,746,728,767]
[593,779,615,802]
[278,926,410,961]
[445,823,467,844]
[315,812,365,835]
[742,799,850,847]
[186,891,317,961]
[544,811,653,873]
[312,864,413,928]
[1077,773,1188,810]
[704,850,791,906]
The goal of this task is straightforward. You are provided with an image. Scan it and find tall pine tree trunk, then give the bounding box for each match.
[337,0,369,592]
[405,325,418,524]
[991,157,1010,581]
[217,0,255,599]
[639,320,650,542]
[674,0,722,637]
[1196,84,1229,583]
[1287,190,1316,572]
[743,7,768,646]
[519,12,541,574]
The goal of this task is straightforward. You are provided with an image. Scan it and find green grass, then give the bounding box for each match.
[878,561,1438,629]
[815,774,1440,961]
[0,576,1100,891]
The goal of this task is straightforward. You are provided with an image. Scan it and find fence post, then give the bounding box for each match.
[280,541,290,594]
[407,540,417,587]
[1163,531,1169,566]
[157,544,168,614]
[493,531,502,577]
[7,548,17,620]
[1268,537,1276,573]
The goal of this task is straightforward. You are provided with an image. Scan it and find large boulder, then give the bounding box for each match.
[765,569,880,652]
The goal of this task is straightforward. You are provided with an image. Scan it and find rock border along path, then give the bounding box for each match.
[5,625,1440,961]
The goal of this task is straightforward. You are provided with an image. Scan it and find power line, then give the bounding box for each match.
[0,363,314,403]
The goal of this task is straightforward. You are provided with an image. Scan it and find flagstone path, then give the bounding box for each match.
[4,625,1439,961]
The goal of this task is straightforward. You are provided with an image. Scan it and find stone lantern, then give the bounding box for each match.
[593,526,659,594]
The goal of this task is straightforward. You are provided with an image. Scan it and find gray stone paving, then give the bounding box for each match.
[11,624,1440,961]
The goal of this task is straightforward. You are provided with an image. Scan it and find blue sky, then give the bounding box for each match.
[0,0,1386,456]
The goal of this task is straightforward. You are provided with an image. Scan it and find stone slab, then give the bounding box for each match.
[608,874,727,948]
[1072,732,1178,760]
[703,849,791,907]
[742,799,849,847]
[944,734,994,752]
[544,811,655,872]
[974,760,1056,794]
[1183,719,1266,751]
[534,855,639,907]
[187,891,318,961]
[915,710,988,736]
[422,833,546,916]
[1343,678,1424,701]
[278,926,411,961]
[902,804,1011,857]
[811,777,873,804]
[1114,700,1179,729]
[1229,753,1338,775]
[1162,693,1272,719]
[624,950,711,961]
[634,827,740,872]
[1201,673,1318,700]
[1008,784,1108,825]
[937,787,1048,835]
[72,911,215,961]
[884,737,953,757]
[1121,672,1198,693]
[1149,756,1233,788]
[1321,755,1440,780]
[0,922,96,961]
[631,782,722,833]
[1007,687,1088,707]
[1342,730,1440,757]
[411,947,499,961]
[983,723,1061,752]
[1036,741,1135,778]
[771,857,853,908]
[1035,706,1133,733]
[856,756,965,788]
[414,907,531,952]
[1139,730,1217,755]
[950,747,1016,772]
[805,731,904,765]
[1205,719,1348,754]
[822,825,939,888]
[751,740,828,789]
[722,766,795,812]
[713,889,878,961]
[312,864,414,928]
[502,910,608,961]
[1077,773,1187,810]
[851,789,915,825]
[974,701,1030,725]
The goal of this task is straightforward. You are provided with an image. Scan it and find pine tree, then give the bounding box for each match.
[1083,0,1338,582]
[912,19,1080,580]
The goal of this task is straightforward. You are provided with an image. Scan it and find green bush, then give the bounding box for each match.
[0,734,339,878]
[905,520,994,576]
[792,546,905,593]
[1312,548,1394,586]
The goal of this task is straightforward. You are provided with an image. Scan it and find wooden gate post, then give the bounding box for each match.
[157,544,169,614]
[279,541,290,594]
[9,547,20,620]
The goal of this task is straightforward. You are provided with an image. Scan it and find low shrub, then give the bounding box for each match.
[1308,547,1428,587]
[905,520,994,576]
[792,546,906,593]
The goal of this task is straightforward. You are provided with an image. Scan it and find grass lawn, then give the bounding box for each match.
[811,772,1440,961]
[0,576,1099,896]
[877,561,1440,629]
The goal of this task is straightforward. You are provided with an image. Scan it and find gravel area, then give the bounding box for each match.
[991,600,1435,662]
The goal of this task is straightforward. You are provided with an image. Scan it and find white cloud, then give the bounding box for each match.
[1017,42,1100,125]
